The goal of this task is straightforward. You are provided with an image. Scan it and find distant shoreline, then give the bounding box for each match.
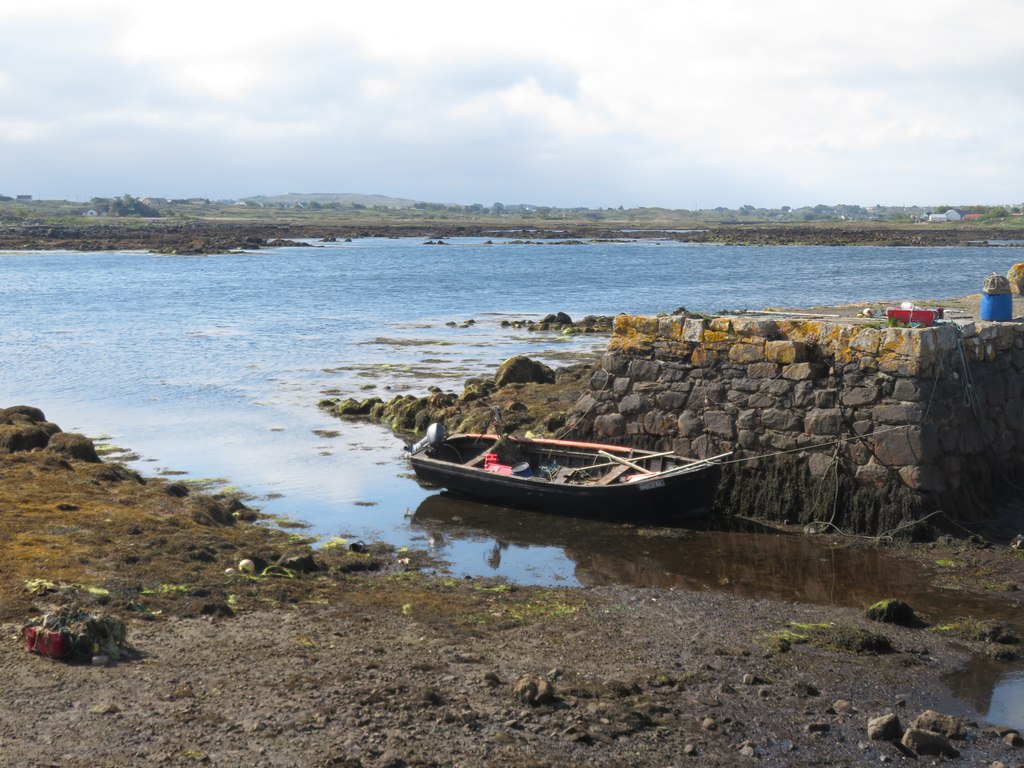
[0,220,1019,255]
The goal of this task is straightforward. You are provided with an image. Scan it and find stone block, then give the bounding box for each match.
[602,352,629,375]
[747,362,782,379]
[793,381,816,408]
[682,318,706,342]
[874,403,925,425]
[728,342,765,364]
[594,413,625,438]
[589,369,611,391]
[746,393,776,409]
[761,408,802,432]
[892,379,920,401]
[783,362,827,381]
[619,393,649,415]
[575,394,598,415]
[732,317,777,337]
[855,462,891,489]
[736,409,758,429]
[872,425,939,466]
[612,376,631,397]
[644,410,678,436]
[709,317,733,333]
[898,465,947,492]
[703,410,735,438]
[677,413,703,437]
[737,429,760,450]
[841,386,880,407]
[814,390,838,408]
[848,327,881,357]
[805,408,845,435]
[765,340,807,365]
[656,391,689,411]
[628,358,661,382]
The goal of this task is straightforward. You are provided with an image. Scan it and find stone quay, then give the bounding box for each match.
[570,311,1024,535]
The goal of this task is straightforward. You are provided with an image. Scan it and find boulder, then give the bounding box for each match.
[867,713,902,741]
[513,675,554,706]
[866,599,919,627]
[187,495,236,526]
[0,424,50,453]
[910,710,967,739]
[0,405,47,423]
[901,727,959,757]
[494,356,555,387]
[46,433,101,463]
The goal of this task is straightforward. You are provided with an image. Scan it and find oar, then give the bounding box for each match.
[598,450,655,475]
[646,451,733,479]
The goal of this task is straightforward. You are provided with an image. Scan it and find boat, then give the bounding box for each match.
[405,423,727,521]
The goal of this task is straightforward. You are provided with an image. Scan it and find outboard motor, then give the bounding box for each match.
[406,423,446,455]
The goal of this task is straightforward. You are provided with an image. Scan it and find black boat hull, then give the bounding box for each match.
[409,435,721,521]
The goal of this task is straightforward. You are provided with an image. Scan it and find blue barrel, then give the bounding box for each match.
[981,292,1012,321]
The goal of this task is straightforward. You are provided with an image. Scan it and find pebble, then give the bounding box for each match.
[701,717,718,732]
[832,699,855,714]
[1003,732,1024,747]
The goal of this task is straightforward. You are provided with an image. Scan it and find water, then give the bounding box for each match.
[4,237,1024,720]
[2,237,1021,551]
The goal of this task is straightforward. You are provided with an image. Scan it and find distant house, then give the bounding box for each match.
[16,194,31,201]
[945,209,962,221]
[928,213,947,222]
[963,213,984,221]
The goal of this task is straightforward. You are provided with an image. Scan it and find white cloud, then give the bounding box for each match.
[2,0,1023,205]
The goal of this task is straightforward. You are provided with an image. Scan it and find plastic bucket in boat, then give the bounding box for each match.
[511,462,532,477]
[981,292,1012,321]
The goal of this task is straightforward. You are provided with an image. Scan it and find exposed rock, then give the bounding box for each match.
[46,432,101,463]
[867,713,902,741]
[901,727,959,757]
[512,675,554,706]
[187,495,236,526]
[910,710,967,739]
[866,599,919,627]
[494,356,556,387]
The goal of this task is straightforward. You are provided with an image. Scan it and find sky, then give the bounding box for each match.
[2,0,1022,209]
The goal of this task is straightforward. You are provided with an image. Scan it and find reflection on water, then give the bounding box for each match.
[412,495,1011,618]
[413,493,1024,730]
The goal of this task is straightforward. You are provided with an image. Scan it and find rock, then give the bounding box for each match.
[833,699,855,714]
[805,722,830,734]
[278,553,321,573]
[512,675,554,706]
[0,424,51,453]
[901,727,959,757]
[540,312,573,325]
[187,495,236,526]
[494,356,555,387]
[867,713,902,741]
[0,405,47,423]
[701,717,718,731]
[46,432,101,463]
[1003,731,1024,747]
[866,599,919,626]
[910,709,966,739]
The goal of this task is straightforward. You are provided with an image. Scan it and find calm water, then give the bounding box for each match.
[2,237,1022,564]
[5,237,1024,723]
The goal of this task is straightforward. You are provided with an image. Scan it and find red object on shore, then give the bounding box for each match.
[23,626,73,658]
[885,307,943,326]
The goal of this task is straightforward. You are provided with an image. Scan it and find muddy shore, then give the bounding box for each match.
[0,219,1016,254]
[4,407,1024,765]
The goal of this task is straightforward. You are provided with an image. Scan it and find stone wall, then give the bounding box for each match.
[570,314,1024,535]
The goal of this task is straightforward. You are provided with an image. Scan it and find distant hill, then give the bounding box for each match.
[242,192,424,208]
